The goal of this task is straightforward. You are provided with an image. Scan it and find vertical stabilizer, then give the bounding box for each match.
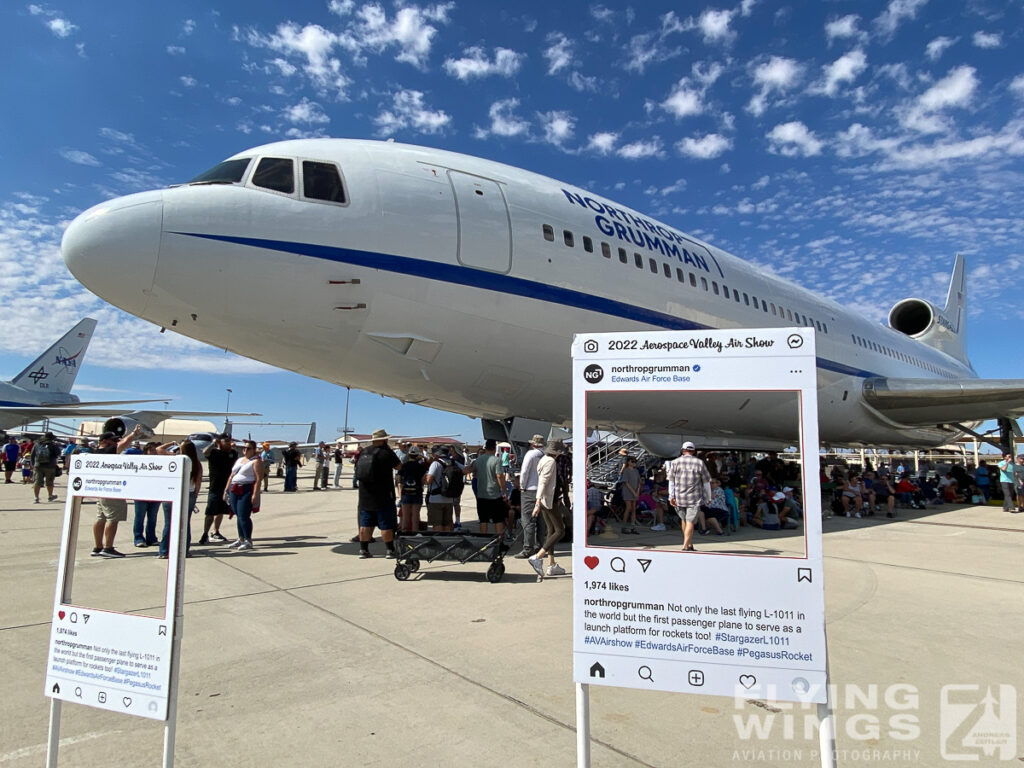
[11,318,97,397]
[938,253,969,364]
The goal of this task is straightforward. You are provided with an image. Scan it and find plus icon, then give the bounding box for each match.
[688,670,705,687]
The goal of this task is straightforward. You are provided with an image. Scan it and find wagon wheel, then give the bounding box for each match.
[394,564,410,581]
[407,557,420,572]
[486,562,505,583]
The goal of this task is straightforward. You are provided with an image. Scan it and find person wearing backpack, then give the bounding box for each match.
[31,431,60,503]
[395,446,425,533]
[423,444,465,532]
[469,439,508,537]
[355,429,401,559]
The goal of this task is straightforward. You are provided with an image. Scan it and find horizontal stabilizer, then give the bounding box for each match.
[863,377,1024,424]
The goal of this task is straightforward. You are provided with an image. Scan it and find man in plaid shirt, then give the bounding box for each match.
[667,441,710,551]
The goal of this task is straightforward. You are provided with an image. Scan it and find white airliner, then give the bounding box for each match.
[60,139,1024,452]
[0,317,257,436]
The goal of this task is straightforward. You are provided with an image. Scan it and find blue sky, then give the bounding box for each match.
[1,0,1022,443]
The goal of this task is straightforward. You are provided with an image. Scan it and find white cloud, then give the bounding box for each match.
[539,111,575,147]
[740,0,758,17]
[814,49,867,97]
[898,66,977,134]
[925,35,957,61]
[182,19,196,35]
[617,137,664,160]
[747,56,804,116]
[373,90,450,136]
[166,45,186,56]
[543,33,573,75]
[676,133,732,159]
[623,12,686,73]
[972,31,1002,49]
[58,149,100,166]
[283,98,330,125]
[351,2,453,69]
[567,71,598,92]
[766,121,823,156]
[179,75,197,88]
[697,9,735,44]
[833,123,902,158]
[29,4,77,38]
[825,14,864,43]
[244,23,351,98]
[874,0,928,41]
[876,122,1024,170]
[662,84,704,118]
[477,98,529,139]
[1010,76,1024,99]
[586,132,618,155]
[444,46,523,80]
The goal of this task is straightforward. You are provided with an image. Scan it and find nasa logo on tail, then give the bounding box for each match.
[53,346,83,374]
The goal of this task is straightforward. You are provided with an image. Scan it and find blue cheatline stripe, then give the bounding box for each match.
[170,231,882,380]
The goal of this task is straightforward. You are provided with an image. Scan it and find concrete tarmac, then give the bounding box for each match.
[1,468,1021,767]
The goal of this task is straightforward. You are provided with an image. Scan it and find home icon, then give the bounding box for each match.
[589,662,605,679]
[52,683,61,694]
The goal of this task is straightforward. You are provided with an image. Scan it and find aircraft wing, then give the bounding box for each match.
[862,378,1024,424]
[0,406,259,429]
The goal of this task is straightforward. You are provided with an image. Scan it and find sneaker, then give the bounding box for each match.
[359,550,373,559]
[236,541,253,551]
[99,547,125,558]
[527,555,545,576]
[210,532,228,543]
[385,550,397,559]
[546,564,566,577]
[630,527,639,535]
[197,535,210,545]
[34,498,40,504]
[844,511,851,518]
[650,523,666,531]
[90,547,102,557]
[226,539,244,550]
[620,526,630,533]
[157,553,168,560]
[134,541,149,548]
[513,549,536,559]
[453,523,463,532]
[48,495,58,502]
[854,512,862,518]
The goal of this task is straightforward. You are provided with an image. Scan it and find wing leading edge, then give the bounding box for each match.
[863,378,1024,424]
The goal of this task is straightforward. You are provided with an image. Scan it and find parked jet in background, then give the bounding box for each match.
[0,317,257,436]
[60,139,1024,451]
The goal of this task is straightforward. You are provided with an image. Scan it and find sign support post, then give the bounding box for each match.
[575,682,591,768]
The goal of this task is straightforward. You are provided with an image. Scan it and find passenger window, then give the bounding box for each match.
[676,268,685,282]
[649,257,657,273]
[751,295,758,308]
[700,277,708,291]
[743,293,749,306]
[252,157,295,194]
[583,236,593,253]
[770,303,777,316]
[722,283,729,297]
[302,161,346,202]
[601,242,611,258]
[734,289,740,302]
[543,225,554,242]
[762,300,768,312]
[563,230,574,247]
[662,263,670,278]
[618,248,628,264]
[786,309,793,321]
[689,273,697,287]
[712,281,719,295]
[634,253,643,268]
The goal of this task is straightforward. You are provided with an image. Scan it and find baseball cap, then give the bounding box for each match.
[681,441,696,451]
[773,491,786,501]
[99,431,117,442]
[530,434,546,447]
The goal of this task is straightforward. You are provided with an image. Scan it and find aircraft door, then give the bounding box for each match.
[448,171,511,273]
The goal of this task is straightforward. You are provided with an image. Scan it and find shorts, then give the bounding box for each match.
[400,493,423,505]
[206,490,231,517]
[3,460,14,472]
[96,498,128,522]
[33,466,56,487]
[426,502,454,527]
[677,505,700,524]
[359,507,397,531]
[476,496,507,524]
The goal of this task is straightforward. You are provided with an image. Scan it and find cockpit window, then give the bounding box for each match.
[302,161,346,203]
[188,157,252,184]
[252,157,295,194]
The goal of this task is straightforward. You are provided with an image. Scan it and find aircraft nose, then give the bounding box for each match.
[62,190,163,316]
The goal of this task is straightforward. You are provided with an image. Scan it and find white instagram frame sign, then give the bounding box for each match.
[571,328,835,768]
[43,455,190,768]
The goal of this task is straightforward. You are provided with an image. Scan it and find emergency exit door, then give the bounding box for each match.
[448,171,512,273]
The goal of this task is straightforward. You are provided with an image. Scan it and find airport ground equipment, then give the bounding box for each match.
[393,529,517,583]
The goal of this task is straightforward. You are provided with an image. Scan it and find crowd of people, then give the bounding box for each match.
[5,428,1024,566]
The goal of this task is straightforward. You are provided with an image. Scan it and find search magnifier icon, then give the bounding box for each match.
[74,687,82,698]
[638,665,654,682]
